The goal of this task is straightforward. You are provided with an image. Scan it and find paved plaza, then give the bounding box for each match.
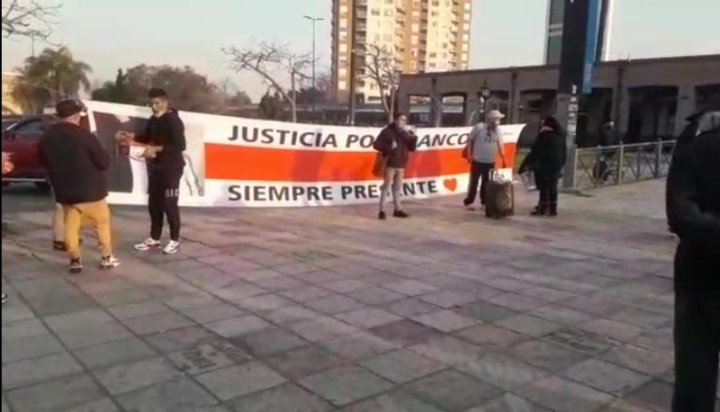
[1,181,712,412]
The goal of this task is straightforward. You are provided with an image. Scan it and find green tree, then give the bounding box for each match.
[258,89,285,120]
[12,46,92,113]
[91,69,133,104]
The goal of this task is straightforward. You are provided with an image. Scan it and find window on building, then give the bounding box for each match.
[549,0,565,25]
[340,29,348,38]
[340,5,348,13]
[412,23,419,31]
[546,35,563,64]
[429,52,437,58]
[340,44,348,53]
[384,9,393,16]
[383,33,393,41]
[411,35,419,44]
[464,2,471,10]
[339,68,347,76]
[340,19,347,28]
[371,8,380,15]
[339,80,347,90]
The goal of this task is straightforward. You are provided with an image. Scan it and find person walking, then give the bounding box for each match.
[39,99,120,273]
[373,113,417,220]
[117,88,186,255]
[463,109,506,209]
[666,97,720,412]
[518,116,567,216]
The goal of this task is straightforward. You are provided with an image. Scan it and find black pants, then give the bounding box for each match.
[465,162,494,206]
[147,162,183,241]
[534,171,559,206]
[673,294,720,412]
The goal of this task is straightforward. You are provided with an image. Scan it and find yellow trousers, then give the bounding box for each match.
[62,200,113,260]
[53,203,64,241]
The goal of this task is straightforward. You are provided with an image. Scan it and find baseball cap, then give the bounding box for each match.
[487,109,505,121]
[55,99,87,118]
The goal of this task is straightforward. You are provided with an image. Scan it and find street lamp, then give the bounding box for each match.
[303,15,324,113]
[480,80,491,123]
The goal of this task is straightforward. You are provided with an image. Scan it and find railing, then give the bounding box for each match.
[568,140,676,190]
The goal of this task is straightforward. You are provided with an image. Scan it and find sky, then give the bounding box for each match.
[2,0,719,102]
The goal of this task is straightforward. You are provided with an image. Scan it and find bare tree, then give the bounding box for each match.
[363,43,400,122]
[2,0,60,40]
[225,42,312,122]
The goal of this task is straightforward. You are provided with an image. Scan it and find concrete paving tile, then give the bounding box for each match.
[227,383,333,412]
[467,393,552,412]
[93,356,182,395]
[511,339,588,373]
[205,315,271,338]
[196,362,286,401]
[299,365,393,406]
[1,333,65,364]
[336,307,402,328]
[496,315,562,337]
[116,378,218,411]
[230,327,308,357]
[562,358,652,396]
[403,370,503,412]
[342,391,445,412]
[2,352,83,390]
[144,325,218,352]
[6,373,105,412]
[516,376,614,412]
[179,302,246,324]
[412,335,487,366]
[319,331,400,361]
[458,353,548,391]
[360,349,446,383]
[74,337,156,370]
[412,310,479,332]
[265,345,346,379]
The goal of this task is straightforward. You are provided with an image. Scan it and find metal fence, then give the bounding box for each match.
[568,140,677,190]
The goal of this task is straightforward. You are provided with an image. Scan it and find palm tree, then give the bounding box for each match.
[13,46,92,113]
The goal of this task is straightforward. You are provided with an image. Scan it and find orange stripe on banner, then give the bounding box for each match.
[205,144,517,182]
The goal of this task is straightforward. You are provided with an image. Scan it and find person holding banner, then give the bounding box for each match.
[463,110,506,209]
[116,88,186,255]
[373,113,417,220]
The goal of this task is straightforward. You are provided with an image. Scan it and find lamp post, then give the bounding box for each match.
[480,81,491,123]
[303,15,324,113]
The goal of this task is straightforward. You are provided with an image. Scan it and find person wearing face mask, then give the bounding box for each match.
[373,113,418,220]
[463,109,506,209]
[39,99,120,273]
[116,88,186,255]
[666,96,720,412]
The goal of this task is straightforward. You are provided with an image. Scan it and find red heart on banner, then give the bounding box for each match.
[443,178,457,192]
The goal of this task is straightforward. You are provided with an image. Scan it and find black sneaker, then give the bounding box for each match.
[393,210,409,218]
[53,240,67,251]
[378,211,387,220]
[100,255,121,270]
[69,259,83,274]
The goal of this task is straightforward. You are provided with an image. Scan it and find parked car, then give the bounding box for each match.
[1,115,57,190]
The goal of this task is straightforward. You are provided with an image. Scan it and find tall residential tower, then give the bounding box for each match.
[332,0,472,104]
[544,0,614,65]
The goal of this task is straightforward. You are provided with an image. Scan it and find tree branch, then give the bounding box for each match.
[2,0,61,40]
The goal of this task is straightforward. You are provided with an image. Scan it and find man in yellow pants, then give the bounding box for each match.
[39,99,120,273]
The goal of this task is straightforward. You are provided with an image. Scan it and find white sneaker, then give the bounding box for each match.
[134,238,161,251]
[163,240,180,255]
[100,255,121,269]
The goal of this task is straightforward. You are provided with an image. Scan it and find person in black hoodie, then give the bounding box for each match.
[117,88,186,255]
[518,116,567,216]
[666,97,720,412]
[39,99,120,273]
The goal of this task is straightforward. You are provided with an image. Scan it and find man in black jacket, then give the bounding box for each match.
[39,99,120,273]
[373,113,417,220]
[666,97,720,412]
[117,88,186,255]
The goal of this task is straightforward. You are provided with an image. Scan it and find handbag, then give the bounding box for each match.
[372,152,387,178]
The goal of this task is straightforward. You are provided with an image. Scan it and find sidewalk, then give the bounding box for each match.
[1,181,690,412]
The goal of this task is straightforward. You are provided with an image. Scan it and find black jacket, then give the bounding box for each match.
[373,124,417,169]
[519,129,567,176]
[39,122,109,204]
[666,124,720,297]
[139,109,186,168]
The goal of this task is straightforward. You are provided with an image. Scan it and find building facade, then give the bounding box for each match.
[397,54,720,145]
[332,0,472,104]
[544,0,614,64]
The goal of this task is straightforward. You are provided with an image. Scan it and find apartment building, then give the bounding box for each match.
[332,0,472,104]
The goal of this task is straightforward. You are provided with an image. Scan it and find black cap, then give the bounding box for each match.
[55,99,86,118]
[686,95,720,121]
